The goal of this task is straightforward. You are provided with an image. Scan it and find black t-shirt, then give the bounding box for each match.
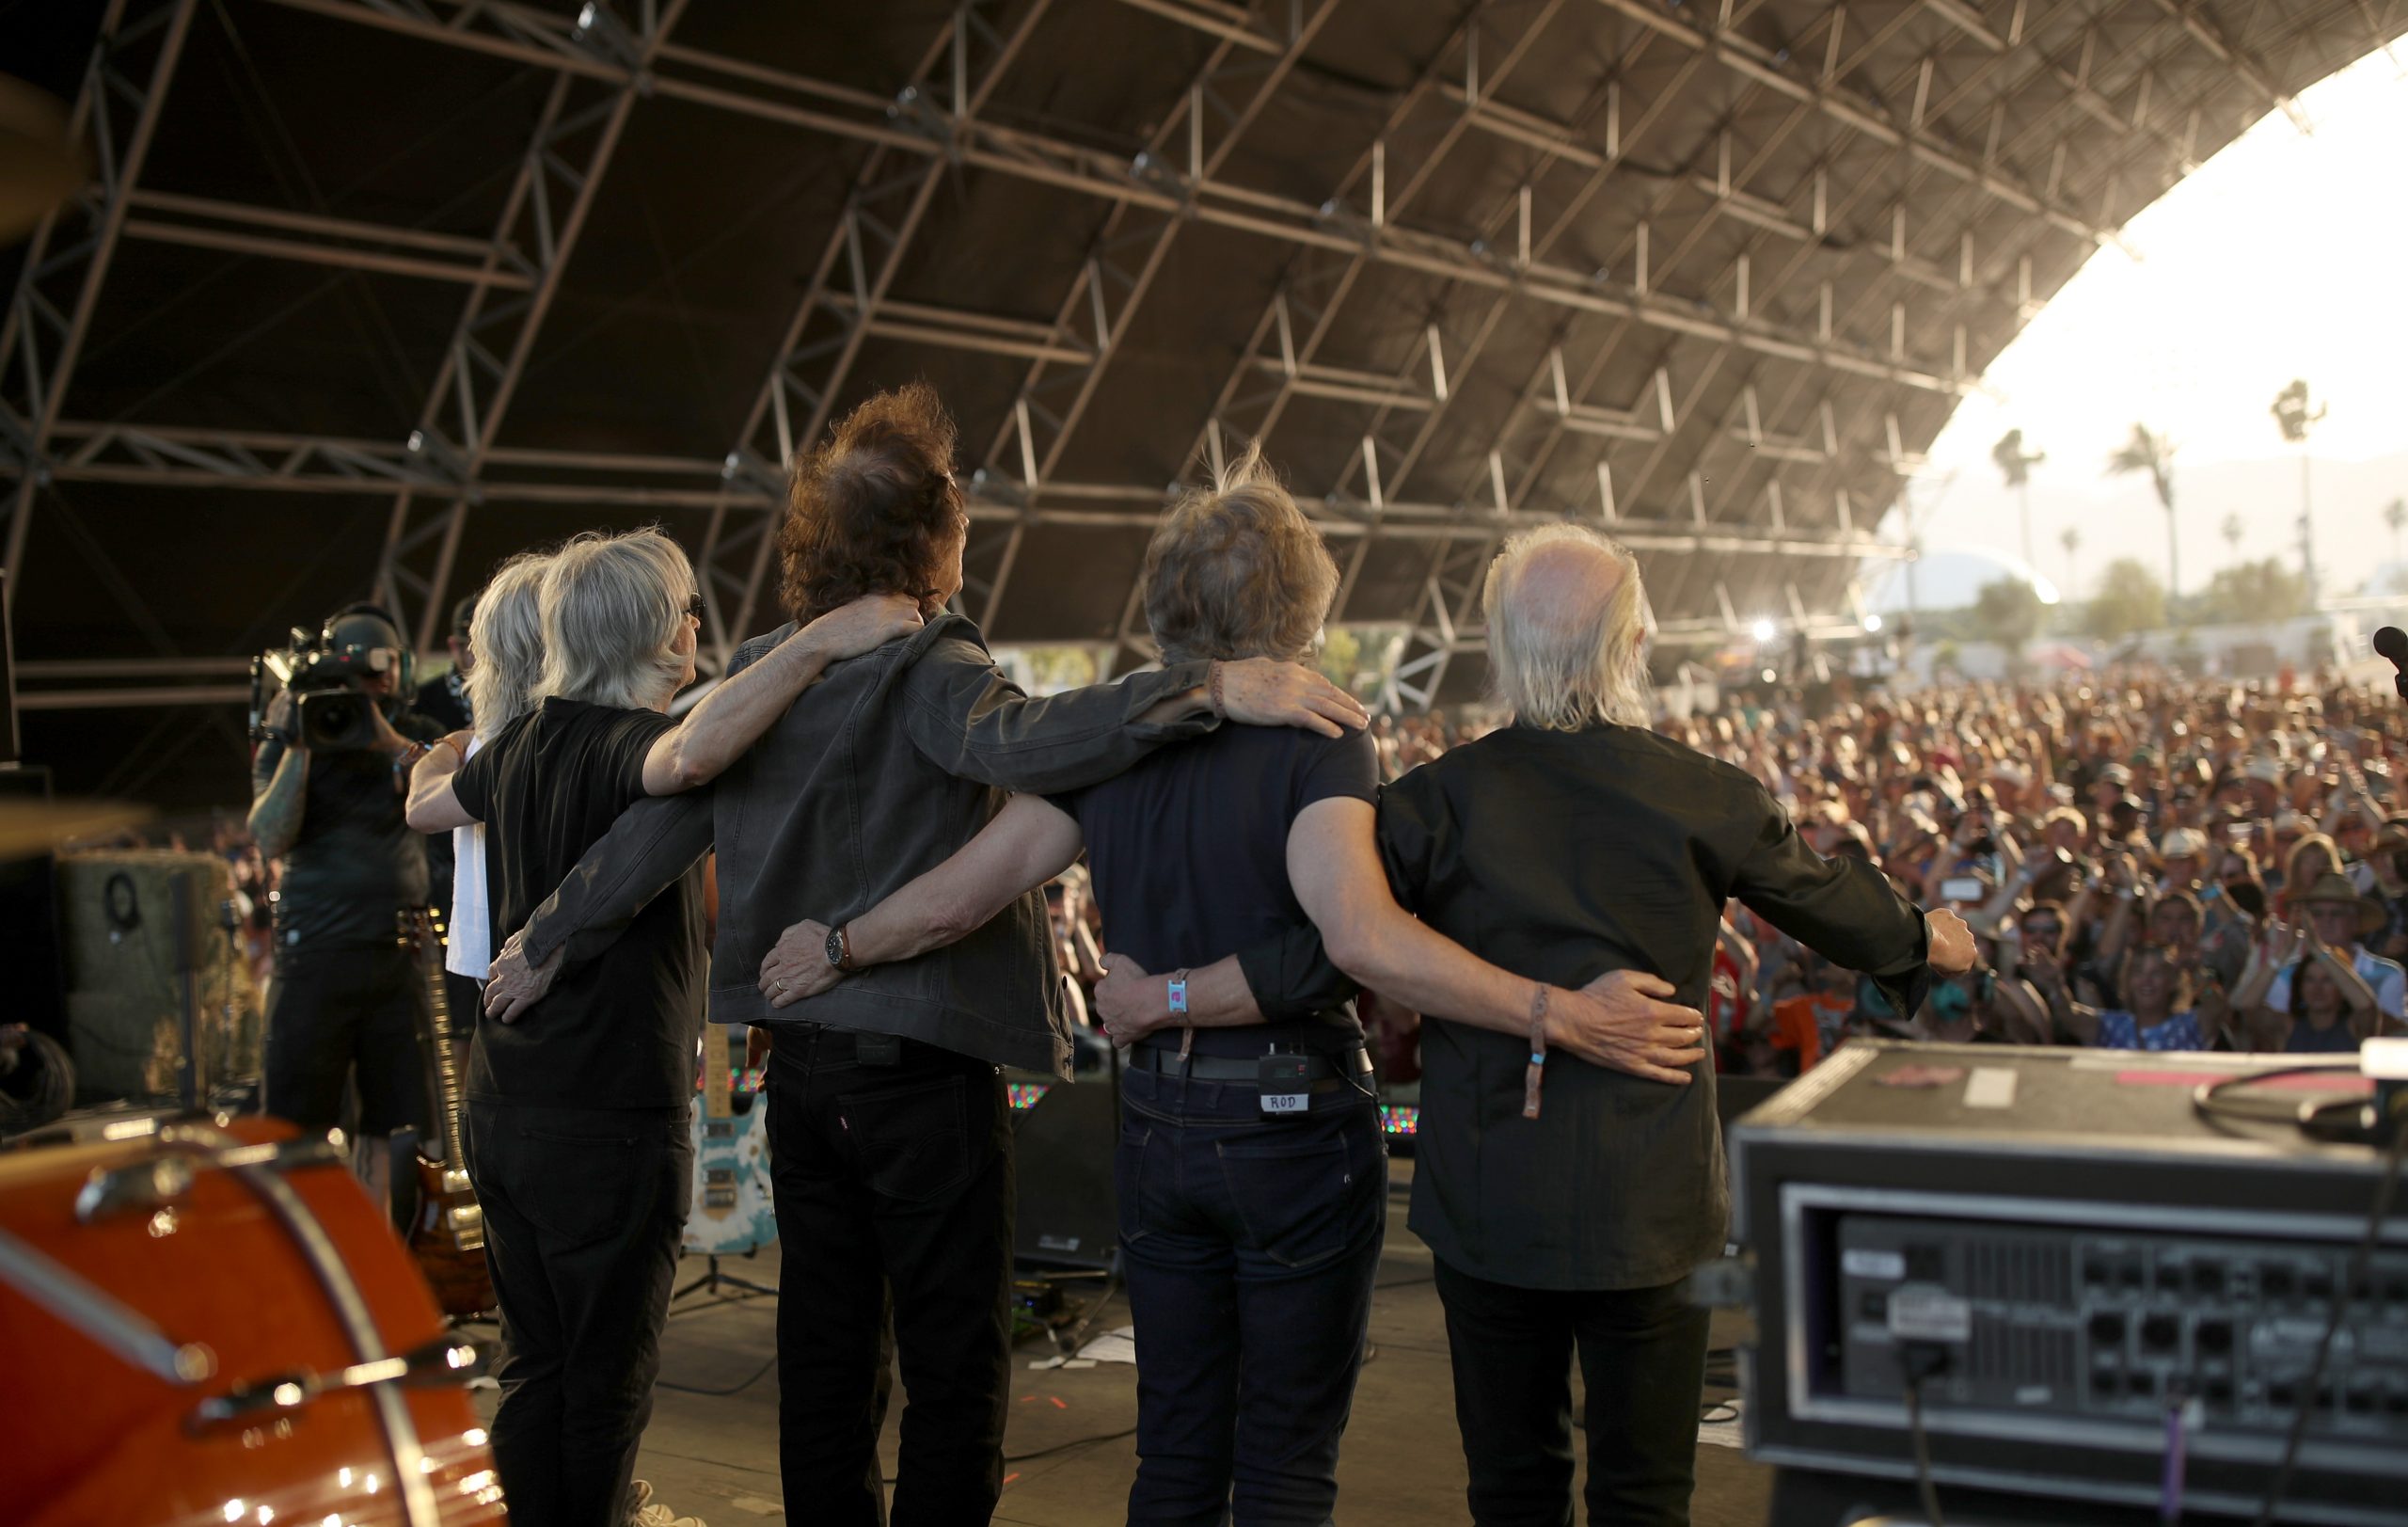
[252,709,443,954]
[1049,724,1377,1057]
[452,698,703,1110]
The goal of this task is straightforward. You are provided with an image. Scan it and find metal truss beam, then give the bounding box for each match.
[694,0,1055,665]
[2,0,198,580]
[1433,73,2036,321]
[1474,36,2004,592]
[373,0,692,655]
[265,0,1975,411]
[31,0,2384,716]
[967,0,1342,630]
[117,189,537,289]
[1187,0,1584,669]
[1580,0,2120,247]
[41,419,1906,558]
[2146,0,2311,130]
[1378,533,1500,712]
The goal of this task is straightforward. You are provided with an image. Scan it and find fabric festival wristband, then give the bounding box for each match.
[1523,984,1550,1120]
[1167,970,1190,1018]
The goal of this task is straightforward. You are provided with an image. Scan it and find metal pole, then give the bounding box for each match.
[2300,446,2319,604]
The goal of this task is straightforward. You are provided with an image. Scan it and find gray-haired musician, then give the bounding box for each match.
[406,528,919,1526]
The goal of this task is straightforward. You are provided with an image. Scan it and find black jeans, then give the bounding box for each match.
[1433,1256,1711,1527]
[264,942,430,1135]
[1117,1065,1386,1526]
[765,1028,1014,1527]
[467,1100,691,1527]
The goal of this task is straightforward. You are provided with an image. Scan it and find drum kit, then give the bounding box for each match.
[0,1112,503,1526]
[0,806,503,1523]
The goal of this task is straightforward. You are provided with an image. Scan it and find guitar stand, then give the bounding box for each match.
[673,1250,777,1305]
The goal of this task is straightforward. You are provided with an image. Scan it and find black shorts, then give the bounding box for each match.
[263,943,431,1137]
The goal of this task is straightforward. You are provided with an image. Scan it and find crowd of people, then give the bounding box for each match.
[1691,668,2408,1068]
[1292,667,2405,1090]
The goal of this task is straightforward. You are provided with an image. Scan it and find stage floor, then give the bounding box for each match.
[474,1163,1772,1525]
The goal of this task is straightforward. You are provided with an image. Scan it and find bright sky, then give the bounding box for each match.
[1880,41,2408,608]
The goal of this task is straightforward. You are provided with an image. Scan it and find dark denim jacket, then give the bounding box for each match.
[517,614,1215,1078]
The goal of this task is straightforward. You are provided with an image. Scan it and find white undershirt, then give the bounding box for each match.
[446,733,491,978]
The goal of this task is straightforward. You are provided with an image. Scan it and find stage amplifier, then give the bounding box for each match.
[1006,1053,1119,1271]
[1724,1042,2407,1527]
[55,851,259,1106]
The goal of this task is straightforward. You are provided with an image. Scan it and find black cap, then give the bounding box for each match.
[451,594,478,640]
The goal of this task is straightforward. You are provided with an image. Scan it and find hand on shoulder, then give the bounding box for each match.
[1213,659,1370,739]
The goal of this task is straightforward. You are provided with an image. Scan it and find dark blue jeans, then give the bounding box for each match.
[1117,1065,1386,1527]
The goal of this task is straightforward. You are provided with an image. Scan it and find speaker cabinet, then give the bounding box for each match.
[55,851,260,1104]
[1008,1055,1120,1270]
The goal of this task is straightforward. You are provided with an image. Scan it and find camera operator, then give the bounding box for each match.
[248,604,445,1203]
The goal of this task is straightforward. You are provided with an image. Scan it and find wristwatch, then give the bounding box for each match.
[824,924,855,972]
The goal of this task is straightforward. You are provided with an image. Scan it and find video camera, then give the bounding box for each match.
[249,604,414,753]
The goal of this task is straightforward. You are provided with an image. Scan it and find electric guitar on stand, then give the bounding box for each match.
[400,907,494,1319]
[678,1022,776,1297]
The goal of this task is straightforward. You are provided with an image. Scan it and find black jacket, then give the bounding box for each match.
[517,615,1220,1077]
[1379,723,1931,1291]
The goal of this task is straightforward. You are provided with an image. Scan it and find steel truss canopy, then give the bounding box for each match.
[5,0,2401,768]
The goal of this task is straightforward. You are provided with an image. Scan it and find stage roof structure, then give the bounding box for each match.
[4,0,2401,803]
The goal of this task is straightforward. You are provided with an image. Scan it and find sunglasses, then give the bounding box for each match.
[685,592,705,620]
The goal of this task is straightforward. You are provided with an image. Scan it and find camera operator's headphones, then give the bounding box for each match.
[320,601,415,704]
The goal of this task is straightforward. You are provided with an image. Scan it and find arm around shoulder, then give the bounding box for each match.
[643,595,926,795]
[755,793,1086,1007]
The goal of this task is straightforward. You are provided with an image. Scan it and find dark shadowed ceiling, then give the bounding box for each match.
[4,0,2400,806]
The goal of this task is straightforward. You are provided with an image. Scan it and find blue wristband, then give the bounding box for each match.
[1167,971,1189,1018]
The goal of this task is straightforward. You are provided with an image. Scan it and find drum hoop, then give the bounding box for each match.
[160,1122,448,1527]
[5,1119,453,1527]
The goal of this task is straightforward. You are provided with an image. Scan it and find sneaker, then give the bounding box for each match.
[627,1481,707,1527]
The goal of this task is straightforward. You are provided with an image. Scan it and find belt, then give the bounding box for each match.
[1124,1044,1372,1084]
[778,1024,936,1068]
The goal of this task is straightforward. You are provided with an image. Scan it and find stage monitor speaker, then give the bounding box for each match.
[1008,1057,1119,1271]
[55,851,260,1105]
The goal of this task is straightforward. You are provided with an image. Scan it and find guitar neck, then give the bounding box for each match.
[420,921,472,1168]
[701,1021,734,1120]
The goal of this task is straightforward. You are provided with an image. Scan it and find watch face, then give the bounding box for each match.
[824,927,845,967]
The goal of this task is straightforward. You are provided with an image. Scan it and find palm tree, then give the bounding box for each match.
[2105,422,2178,603]
[1991,428,2046,574]
[2385,497,2405,571]
[2060,524,2081,600]
[2272,379,2326,593]
[2222,513,2243,564]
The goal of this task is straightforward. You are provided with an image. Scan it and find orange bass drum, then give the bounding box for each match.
[0,1112,505,1526]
